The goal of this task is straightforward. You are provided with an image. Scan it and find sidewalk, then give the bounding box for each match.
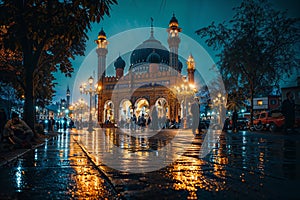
[0,132,58,167]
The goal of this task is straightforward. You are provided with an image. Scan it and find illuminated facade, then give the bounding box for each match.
[95,14,197,126]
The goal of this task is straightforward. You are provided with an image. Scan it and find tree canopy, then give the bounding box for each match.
[0,0,117,129]
[196,0,300,123]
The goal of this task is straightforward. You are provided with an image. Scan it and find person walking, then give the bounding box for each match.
[282,91,296,133]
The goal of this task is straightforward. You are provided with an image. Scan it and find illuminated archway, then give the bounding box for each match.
[155,98,169,118]
[119,99,132,122]
[104,100,114,123]
[134,98,149,117]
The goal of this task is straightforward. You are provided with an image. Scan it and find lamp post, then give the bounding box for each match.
[212,93,226,125]
[80,76,101,132]
[173,78,197,129]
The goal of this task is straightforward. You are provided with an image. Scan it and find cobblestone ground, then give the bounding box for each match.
[0,132,119,199]
[74,128,300,200]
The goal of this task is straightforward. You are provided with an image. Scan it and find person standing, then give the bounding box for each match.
[47,117,53,132]
[232,110,238,132]
[131,114,137,131]
[190,98,200,135]
[282,91,296,133]
[63,117,68,131]
[151,106,159,131]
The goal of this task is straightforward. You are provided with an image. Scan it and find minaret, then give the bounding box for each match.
[95,28,108,81]
[167,13,182,71]
[187,54,195,84]
[66,85,70,108]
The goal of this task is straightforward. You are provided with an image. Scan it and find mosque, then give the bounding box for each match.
[94,14,198,126]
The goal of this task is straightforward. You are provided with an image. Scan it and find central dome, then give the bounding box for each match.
[130,35,170,66]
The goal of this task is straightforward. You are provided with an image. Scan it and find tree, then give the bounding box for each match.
[0,0,117,129]
[196,0,300,124]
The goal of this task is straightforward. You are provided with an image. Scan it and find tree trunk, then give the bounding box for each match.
[23,44,35,130]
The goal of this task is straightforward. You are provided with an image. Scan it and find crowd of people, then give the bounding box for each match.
[118,112,176,131]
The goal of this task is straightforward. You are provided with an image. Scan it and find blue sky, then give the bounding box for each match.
[53,0,300,103]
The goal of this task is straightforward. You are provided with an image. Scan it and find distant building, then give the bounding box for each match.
[253,95,281,111]
[281,77,300,106]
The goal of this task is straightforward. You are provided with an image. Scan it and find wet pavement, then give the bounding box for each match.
[0,128,300,199]
[0,131,119,199]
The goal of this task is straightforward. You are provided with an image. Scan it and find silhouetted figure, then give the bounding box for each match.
[3,112,33,148]
[191,98,200,135]
[147,116,152,129]
[151,107,159,130]
[223,117,230,132]
[282,91,295,133]
[47,117,53,132]
[131,114,137,131]
[63,117,67,131]
[50,117,55,131]
[232,110,238,132]
[139,114,146,131]
[69,119,74,128]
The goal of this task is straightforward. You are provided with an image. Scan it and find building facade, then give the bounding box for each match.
[95,15,197,126]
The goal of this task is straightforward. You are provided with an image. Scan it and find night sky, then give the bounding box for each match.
[53,0,300,103]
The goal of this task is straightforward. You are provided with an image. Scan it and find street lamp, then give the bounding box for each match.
[173,78,197,129]
[212,93,226,125]
[80,76,101,132]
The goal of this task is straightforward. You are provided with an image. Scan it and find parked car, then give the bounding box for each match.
[224,117,250,131]
[236,117,250,130]
[253,111,285,132]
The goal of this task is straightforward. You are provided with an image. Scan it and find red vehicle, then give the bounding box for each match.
[253,111,285,132]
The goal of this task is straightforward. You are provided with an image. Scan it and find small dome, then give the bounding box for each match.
[147,51,161,63]
[98,28,106,37]
[114,56,126,69]
[169,13,178,25]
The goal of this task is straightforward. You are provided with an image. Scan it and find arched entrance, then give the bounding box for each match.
[155,98,169,119]
[134,98,150,117]
[104,100,114,124]
[119,99,132,122]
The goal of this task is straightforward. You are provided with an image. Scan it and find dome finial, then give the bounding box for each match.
[150,17,154,37]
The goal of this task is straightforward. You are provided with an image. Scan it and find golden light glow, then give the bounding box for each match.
[257,100,263,106]
[187,54,195,70]
[69,136,113,198]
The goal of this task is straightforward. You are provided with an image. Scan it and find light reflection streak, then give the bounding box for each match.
[169,157,227,199]
[69,134,111,198]
[15,161,23,192]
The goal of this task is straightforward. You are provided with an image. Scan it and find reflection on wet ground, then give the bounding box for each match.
[75,128,300,199]
[0,132,118,199]
[0,128,299,199]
